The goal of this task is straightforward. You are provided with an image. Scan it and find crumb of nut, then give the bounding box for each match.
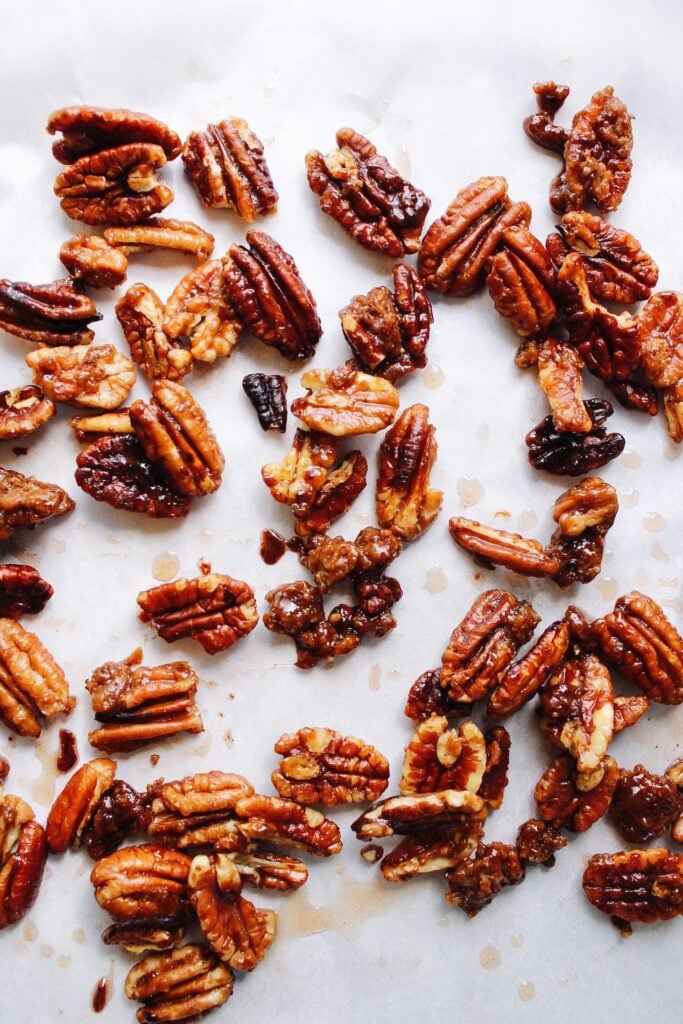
[56,728,78,773]
[377,404,443,542]
[360,844,384,863]
[259,529,287,565]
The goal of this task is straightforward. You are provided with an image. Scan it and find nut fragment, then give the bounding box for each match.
[272,727,390,806]
[637,292,683,389]
[399,718,486,796]
[46,757,117,854]
[234,794,342,857]
[515,819,568,867]
[0,277,101,345]
[486,226,557,338]
[164,259,242,364]
[535,753,618,832]
[613,695,650,734]
[242,374,287,432]
[291,365,399,437]
[351,790,486,841]
[0,467,74,543]
[448,517,561,578]
[478,726,512,811]
[47,105,181,163]
[59,234,129,289]
[69,409,133,442]
[0,564,53,619]
[228,850,308,892]
[664,383,683,443]
[487,619,570,721]
[0,797,47,929]
[26,344,136,409]
[445,842,525,916]
[117,285,193,382]
[0,385,55,441]
[545,476,618,587]
[125,943,234,1024]
[539,654,614,782]
[526,398,625,475]
[536,338,592,434]
[523,82,570,152]
[404,669,471,722]
[83,780,149,861]
[376,403,442,541]
[91,844,192,924]
[583,849,683,924]
[105,219,214,261]
[0,618,73,738]
[609,765,683,845]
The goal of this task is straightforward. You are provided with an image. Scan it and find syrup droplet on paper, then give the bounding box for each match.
[622,489,639,508]
[644,513,666,533]
[281,877,389,940]
[651,541,669,562]
[519,981,535,1001]
[511,934,524,948]
[72,928,86,944]
[369,664,381,691]
[457,477,484,508]
[152,551,179,582]
[598,579,618,602]
[23,920,38,942]
[517,508,537,531]
[621,450,641,469]
[425,566,448,594]
[479,945,501,970]
[422,365,444,389]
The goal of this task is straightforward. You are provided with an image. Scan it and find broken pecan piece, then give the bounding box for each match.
[536,338,592,434]
[448,517,561,578]
[26,344,136,409]
[376,403,442,541]
[69,409,133,442]
[515,819,567,867]
[400,718,486,796]
[91,844,192,923]
[0,796,47,929]
[164,259,242,364]
[103,919,186,954]
[526,397,625,475]
[523,81,570,153]
[609,765,683,845]
[664,382,683,443]
[183,118,277,220]
[125,943,233,1024]
[545,476,618,588]
[351,790,486,841]
[0,618,72,738]
[478,726,511,810]
[0,467,74,543]
[146,771,254,851]
[291,365,399,436]
[583,849,683,924]
[46,757,117,854]
[47,105,181,163]
[0,385,55,440]
[59,234,129,289]
[76,434,191,518]
[404,669,471,722]
[535,753,618,832]
[0,564,53,619]
[0,277,101,345]
[379,821,483,883]
[272,727,390,806]
[242,373,287,432]
[294,450,368,538]
[488,619,570,721]
[637,291,683,388]
[234,794,342,856]
[228,850,308,892]
[83,780,149,861]
[613,695,650,733]
[116,284,193,382]
[445,842,525,916]
[486,226,557,338]
[104,219,214,260]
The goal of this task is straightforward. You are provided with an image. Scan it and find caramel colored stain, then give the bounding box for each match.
[422,365,444,389]
[479,945,501,970]
[622,489,639,508]
[597,579,618,602]
[644,513,666,533]
[517,508,538,531]
[72,928,86,945]
[518,981,535,1001]
[424,566,448,595]
[511,933,524,948]
[152,551,180,582]
[621,450,641,469]
[457,476,484,508]
[23,920,38,942]
[281,877,391,940]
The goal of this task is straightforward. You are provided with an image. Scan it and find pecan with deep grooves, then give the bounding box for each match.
[0,795,47,929]
[0,385,55,440]
[400,718,486,796]
[487,620,570,721]
[448,517,561,578]
[183,118,277,220]
[46,758,117,854]
[0,564,53,618]
[376,403,442,541]
[378,822,483,883]
[272,727,390,806]
[234,794,343,856]
[47,105,181,163]
[164,259,242,364]
[523,82,570,153]
[0,618,73,738]
[583,849,683,924]
[486,226,557,338]
[535,753,618,832]
[242,374,287,432]
[91,844,192,924]
[291,365,399,437]
[228,850,308,892]
[116,284,193,382]
[515,819,567,867]
[526,398,625,475]
[545,476,618,588]
[445,842,525,916]
[125,943,234,1023]
[104,219,214,260]
[0,278,101,345]
[146,771,254,851]
[351,790,486,841]
[59,234,129,288]
[607,377,659,417]
[536,338,592,433]
[103,919,186,954]
[637,291,683,388]
[26,343,136,409]
[0,467,74,543]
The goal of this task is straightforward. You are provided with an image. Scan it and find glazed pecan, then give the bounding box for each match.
[234,794,343,856]
[242,373,287,432]
[404,669,471,722]
[146,771,254,851]
[535,753,618,832]
[164,259,242,364]
[188,855,275,971]
[400,718,486,796]
[486,226,557,338]
[103,919,186,954]
[526,398,625,475]
[0,796,47,929]
[228,850,308,892]
[376,403,443,541]
[0,758,8,783]
[418,176,531,296]
[91,844,192,923]
[271,727,390,806]
[83,780,149,861]
[339,264,433,382]
[69,409,133,442]
[515,819,567,867]
[291,365,399,437]
[546,212,658,304]
[125,943,233,1024]
[637,291,683,388]
[300,527,400,593]
[440,590,540,703]
[224,230,322,361]
[379,821,483,883]
[445,842,525,917]
[536,338,592,433]
[0,618,72,738]
[523,82,570,152]
[607,376,659,417]
[138,574,258,656]
[591,592,683,705]
[0,385,55,441]
[609,765,683,845]
[664,383,683,443]
[448,517,561,578]
[26,343,136,409]
[613,695,650,734]
[305,128,429,257]
[487,620,570,721]
[46,757,117,854]
[183,118,277,220]
[546,476,618,587]
[0,467,74,543]
[130,381,224,496]
[0,277,101,345]
[116,284,193,382]
[351,790,486,841]
[583,849,683,924]
[478,726,511,810]
[47,105,181,163]
[104,219,214,261]
[59,234,129,289]
[0,564,53,618]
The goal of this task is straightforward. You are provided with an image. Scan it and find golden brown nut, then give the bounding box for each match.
[583,849,683,925]
[164,259,242,364]
[376,403,442,541]
[351,790,486,841]
[0,277,101,345]
[46,758,117,853]
[227,850,308,892]
[613,695,650,733]
[271,726,390,806]
[537,337,592,433]
[0,467,74,544]
[609,765,683,844]
[47,105,181,162]
[68,409,133,442]
[535,753,618,832]
[183,119,278,220]
[104,219,214,260]
[116,284,193,382]
[0,794,47,929]
[637,291,683,388]
[545,477,618,588]
[91,844,192,923]
[523,81,570,152]
[146,771,254,851]
[103,920,187,954]
[291,365,399,437]
[486,226,557,338]
[234,794,342,856]
[487,619,570,721]
[448,517,561,578]
[0,619,73,738]
[125,943,234,1024]
[59,235,128,289]
[26,343,136,409]
[0,386,55,441]
[399,718,486,796]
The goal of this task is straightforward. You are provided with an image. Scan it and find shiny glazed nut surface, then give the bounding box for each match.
[487,619,570,721]
[0,564,53,619]
[116,284,194,382]
[0,618,73,738]
[351,790,486,840]
[535,753,618,832]
[526,398,625,475]
[378,822,483,883]
[376,403,443,541]
[59,234,129,289]
[164,259,242,364]
[663,382,683,443]
[478,726,511,810]
[445,841,525,917]
[46,757,117,853]
[0,467,74,543]
[271,726,390,806]
[26,343,136,409]
[0,385,56,440]
[91,844,192,924]
[515,818,568,867]
[291,365,399,437]
[523,81,570,152]
[147,770,254,850]
[234,794,343,856]
[47,105,181,163]
[486,225,557,338]
[399,718,486,796]
[536,338,592,434]
[583,848,683,924]
[0,795,47,929]
[242,373,287,432]
[125,943,234,1024]
[636,291,683,388]
[0,277,101,345]
[104,218,214,260]
[448,517,561,578]
[609,765,683,844]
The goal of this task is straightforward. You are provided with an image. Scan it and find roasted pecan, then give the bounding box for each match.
[351,790,486,841]
[515,819,568,867]
[46,757,117,854]
[583,849,683,924]
[0,277,101,345]
[272,727,390,806]
[664,382,683,443]
[0,385,55,441]
[609,765,683,845]
[26,343,136,409]
[546,212,657,304]
[591,592,683,705]
[379,821,483,883]
[404,669,471,722]
[91,844,192,923]
[146,771,254,851]
[228,849,308,892]
[613,695,649,733]
[526,397,625,475]
[234,794,342,856]
[299,527,400,593]
[56,727,78,773]
[535,753,618,832]
[523,81,570,153]
[637,291,683,388]
[0,795,47,929]
[0,757,8,784]
[116,285,193,382]
[263,580,354,668]
[83,780,148,861]
[536,338,592,433]
[339,264,433,382]
[291,365,399,437]
[69,409,133,442]
[242,373,287,432]
[399,718,486,796]
[164,259,242,364]
[224,231,322,361]
[0,564,53,618]
[418,177,531,296]
[478,726,511,810]
[59,234,129,289]
[47,105,181,163]
[445,842,525,917]
[125,943,234,1024]
[440,590,540,703]
[486,226,557,338]
[103,919,186,954]
[262,429,337,516]
[0,467,74,543]
[487,620,570,721]
[448,517,561,578]
[607,377,659,417]
[104,219,214,260]
[130,381,224,497]
[376,403,443,541]
[0,618,73,738]
[305,128,429,257]
[183,118,277,220]
[545,476,618,587]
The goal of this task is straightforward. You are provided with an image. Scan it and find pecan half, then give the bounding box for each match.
[76,434,191,518]
[164,259,242,364]
[376,403,442,541]
[26,343,136,409]
[305,128,429,257]
[59,234,129,289]
[523,82,570,153]
[400,718,486,796]
[609,765,683,845]
[146,771,254,851]
[46,758,117,854]
[234,794,342,857]
[535,753,618,832]
[0,467,74,543]
[125,943,234,1024]
[137,574,258,655]
[183,118,277,220]
[224,231,322,361]
[418,177,531,296]
[536,338,592,433]
[478,726,511,810]
[0,796,47,929]
[445,842,525,916]
[637,291,683,389]
[0,564,53,618]
[607,377,659,417]
[116,284,193,382]
[272,727,390,806]
[0,618,72,738]
[228,850,308,892]
[664,383,683,443]
[103,919,186,954]
[242,373,287,432]
[583,849,683,924]
[104,219,214,260]
[291,365,399,436]
[351,790,486,841]
[91,844,192,923]
[130,381,224,496]
[0,385,55,441]
[379,821,483,883]
[526,397,625,475]
[486,226,557,338]
[448,517,561,578]
[404,669,471,722]
[487,619,570,721]
[545,476,618,588]
[0,278,101,345]
[47,105,181,163]
[515,819,567,867]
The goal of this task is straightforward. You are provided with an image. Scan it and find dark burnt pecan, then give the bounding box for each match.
[83,781,148,860]
[478,726,511,810]
[379,822,483,883]
[445,842,525,917]
[47,105,181,163]
[46,758,117,854]
[546,212,658,304]
[305,128,429,257]
[59,234,129,289]
[0,799,47,929]
[272,726,390,806]
[523,82,570,153]
[183,118,277,220]
[0,278,101,345]
[637,291,683,389]
[515,819,567,867]
[224,230,321,361]
[91,844,192,924]
[26,343,137,409]
[536,338,592,434]
[448,517,561,578]
[125,943,234,1023]
[234,794,342,856]
[104,219,214,260]
[664,382,683,443]
[404,669,471,722]
[535,753,618,832]
[418,177,531,296]
[116,284,193,382]
[242,374,287,432]
[545,476,618,588]
[376,403,443,542]
[486,226,557,339]
[0,385,55,440]
[526,398,625,475]
[399,718,486,796]
[351,790,486,841]
[164,259,242,364]
[609,765,683,845]
[583,849,683,924]
[291,365,399,437]
[488,620,570,721]
[0,467,74,543]
[146,771,254,851]
[0,564,53,618]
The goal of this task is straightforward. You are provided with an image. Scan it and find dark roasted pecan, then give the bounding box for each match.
[146,771,254,851]
[609,765,683,845]
[47,105,181,163]
[536,338,592,433]
[183,118,277,220]
[272,726,389,806]
[0,796,47,929]
[224,230,321,361]
[546,476,618,588]
[515,819,567,867]
[535,753,618,832]
[664,382,683,443]
[0,467,74,543]
[291,364,399,437]
[60,234,129,288]
[637,291,683,388]
[103,919,186,954]
[379,823,483,883]
[0,564,53,618]
[91,844,192,924]
[234,794,343,856]
[488,620,570,721]
[305,128,429,257]
[26,343,136,409]
[523,82,570,152]
[104,219,214,260]
[46,757,117,854]
[117,284,193,382]
[0,757,9,783]
[125,944,233,1023]
[400,718,486,796]
[57,727,78,772]
[526,398,625,475]
[0,278,101,345]
[418,177,531,296]
[352,790,486,841]
[445,842,525,916]
[583,849,683,924]
[376,403,442,541]
[486,226,557,338]
[613,695,650,733]
[607,377,659,417]
[404,669,471,722]
[478,726,511,810]
[260,529,286,565]
[242,374,287,432]
[164,259,242,364]
[0,618,73,738]
[83,780,148,860]
[0,385,55,441]
[448,517,561,578]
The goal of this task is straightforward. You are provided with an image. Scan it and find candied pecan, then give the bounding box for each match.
[0,467,74,543]
[0,796,47,930]
[130,381,224,497]
[488,620,570,721]
[0,618,72,738]
[69,409,133,442]
[376,403,442,542]
[146,771,254,851]
[164,259,242,364]
[609,765,683,845]
[351,790,486,841]
[104,219,214,260]
[448,517,561,578]
[0,277,101,345]
[47,105,181,163]
[400,718,486,796]
[272,727,389,806]
[340,264,433,382]
[91,844,192,923]
[83,780,148,860]
[54,143,174,226]
[242,373,287,432]
[262,429,337,516]
[380,821,484,883]
[234,794,342,856]
[637,292,683,388]
[224,230,322,361]
[296,450,368,538]
[103,919,186,954]
[404,669,471,722]
[583,849,683,924]
[116,285,193,382]
[418,177,531,296]
[299,527,400,593]
[535,753,618,832]
[526,398,625,475]
[0,564,53,619]
[515,819,567,867]
[445,842,525,916]
[546,476,618,587]
[228,849,308,892]
[125,943,233,1023]
[613,695,649,733]
[46,757,117,854]
[664,382,683,443]
[59,234,128,289]
[486,226,557,339]
[536,338,592,433]
[546,212,657,304]
[291,365,399,437]
[0,385,55,440]
[305,128,429,257]
[263,580,356,669]
[56,727,78,772]
[607,377,659,417]
[183,118,277,220]
[523,82,570,152]
[26,343,136,409]
[0,757,9,783]
[260,529,286,566]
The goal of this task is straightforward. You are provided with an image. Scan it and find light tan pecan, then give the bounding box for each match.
[26,343,136,409]
[164,259,242,364]
[59,234,129,289]
[0,385,56,440]
[105,219,214,260]
[515,819,568,867]
[125,943,234,1024]
[351,790,486,841]
[535,753,618,832]
[0,564,53,619]
[291,365,399,437]
[583,849,683,925]
[47,105,181,163]
[116,285,193,382]
[486,226,557,338]
[183,119,278,220]
[536,337,592,433]
[227,849,308,891]
[376,403,442,541]
[0,467,74,544]
[68,409,133,442]
[445,841,525,916]
[0,619,73,738]
[0,794,47,929]
[487,619,570,721]
[91,844,192,923]
[271,726,389,806]
[399,718,486,796]
[478,726,511,810]
[147,771,254,851]
[637,291,683,389]
[0,277,101,345]
[448,517,561,578]
[664,382,683,443]
[613,695,650,733]
[379,820,484,883]
[46,758,117,853]
[234,794,342,856]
